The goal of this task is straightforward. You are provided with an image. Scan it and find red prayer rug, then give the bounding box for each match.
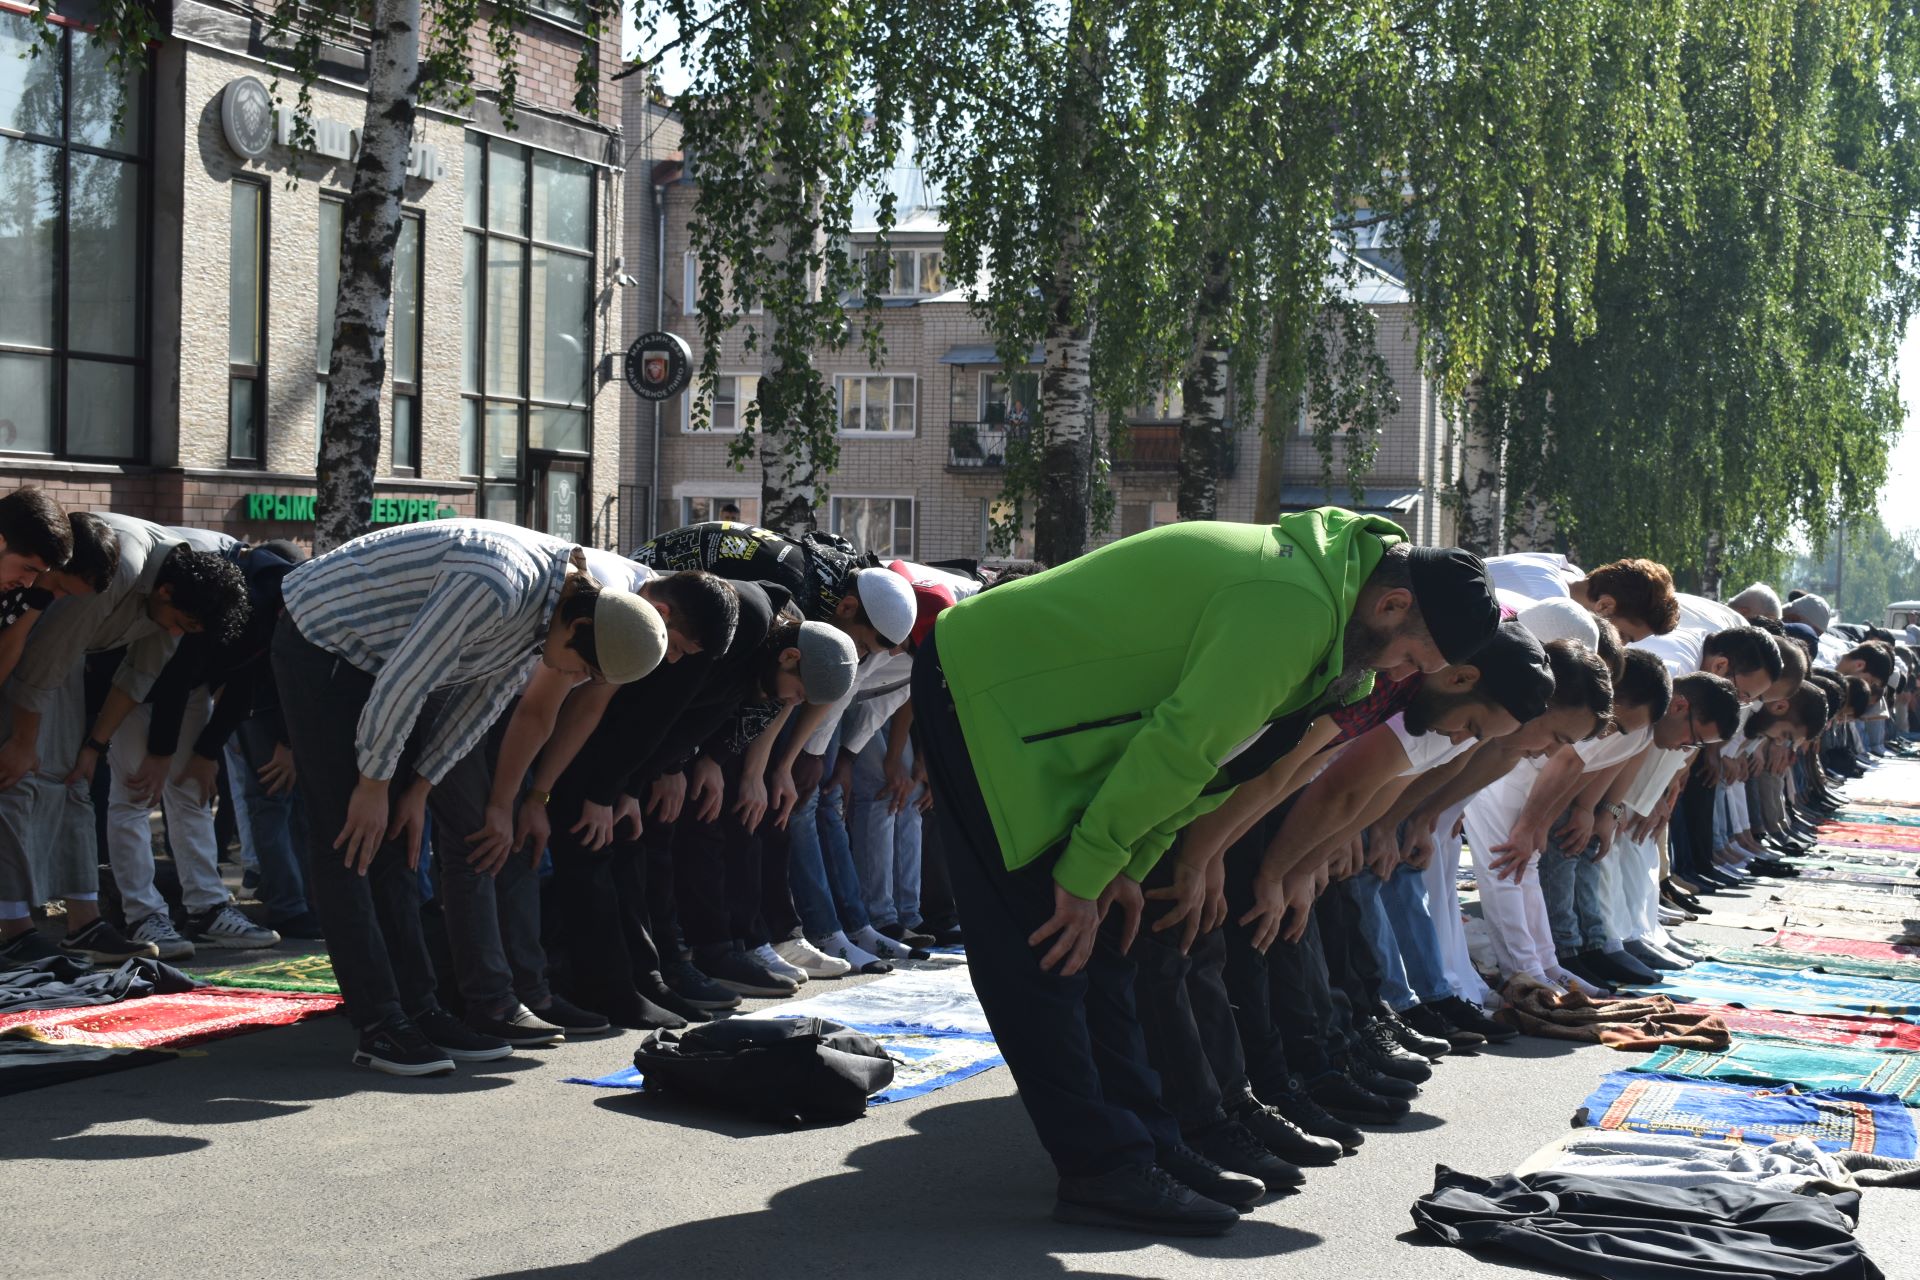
[1767,931,1920,967]
[0,987,342,1050]
[1813,821,1920,852]
[1691,1003,1920,1053]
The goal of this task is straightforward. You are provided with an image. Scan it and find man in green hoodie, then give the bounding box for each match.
[911,509,1499,1234]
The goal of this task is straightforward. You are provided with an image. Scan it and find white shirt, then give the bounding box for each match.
[581,548,656,594]
[1675,592,1744,635]
[1386,714,1478,776]
[1485,553,1582,603]
[1574,723,1652,773]
[1633,628,1706,678]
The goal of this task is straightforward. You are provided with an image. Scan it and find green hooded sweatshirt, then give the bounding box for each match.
[934,508,1404,899]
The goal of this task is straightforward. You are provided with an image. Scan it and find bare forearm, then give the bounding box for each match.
[776,702,831,771]
[749,702,797,772]
[88,686,140,747]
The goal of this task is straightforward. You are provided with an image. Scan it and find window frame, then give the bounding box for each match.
[389,206,424,476]
[834,372,917,437]
[830,494,915,559]
[461,133,598,523]
[683,370,757,435]
[314,190,345,463]
[0,19,152,463]
[866,245,944,298]
[225,174,269,466]
[681,494,759,525]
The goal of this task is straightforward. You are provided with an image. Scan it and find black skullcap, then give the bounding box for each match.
[1469,621,1554,724]
[1408,546,1500,665]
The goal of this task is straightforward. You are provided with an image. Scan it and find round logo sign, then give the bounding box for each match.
[221,77,275,161]
[625,330,694,402]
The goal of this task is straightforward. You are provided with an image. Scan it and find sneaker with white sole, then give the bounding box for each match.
[130,913,195,961]
[773,936,853,978]
[752,942,809,985]
[184,904,281,950]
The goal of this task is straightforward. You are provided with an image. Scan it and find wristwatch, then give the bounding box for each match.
[527,789,552,806]
[1601,801,1626,821]
[84,736,111,755]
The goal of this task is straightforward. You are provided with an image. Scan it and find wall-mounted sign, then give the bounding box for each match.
[216,78,447,182]
[245,493,457,525]
[625,330,693,401]
[220,76,274,160]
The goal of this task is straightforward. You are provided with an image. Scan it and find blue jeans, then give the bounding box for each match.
[848,734,923,929]
[226,716,312,925]
[1538,831,1611,952]
[1347,873,1418,1012]
[785,738,872,938]
[1379,862,1451,1006]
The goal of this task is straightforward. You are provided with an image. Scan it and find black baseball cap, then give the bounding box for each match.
[1469,621,1554,723]
[1407,546,1500,665]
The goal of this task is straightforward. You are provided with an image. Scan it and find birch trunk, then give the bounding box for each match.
[1178,251,1230,520]
[313,0,417,553]
[1454,395,1505,556]
[1032,6,1105,566]
[754,43,822,536]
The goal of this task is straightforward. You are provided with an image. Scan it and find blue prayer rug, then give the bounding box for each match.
[1578,1071,1917,1156]
[1639,962,1920,1019]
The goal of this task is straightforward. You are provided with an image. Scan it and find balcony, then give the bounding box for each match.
[946,420,1237,475]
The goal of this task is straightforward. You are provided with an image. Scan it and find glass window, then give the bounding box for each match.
[918,249,944,295]
[683,495,759,525]
[317,197,342,374]
[0,14,146,460]
[683,251,697,315]
[391,212,422,473]
[228,179,266,462]
[463,130,595,522]
[837,374,915,434]
[686,373,756,433]
[832,496,913,558]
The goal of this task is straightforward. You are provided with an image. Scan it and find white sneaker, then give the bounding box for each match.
[817,930,891,975]
[188,904,281,950]
[773,936,852,978]
[752,943,809,985]
[130,913,194,961]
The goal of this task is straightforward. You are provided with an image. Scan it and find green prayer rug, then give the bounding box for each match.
[1710,947,1920,982]
[1636,1038,1920,1105]
[194,953,340,994]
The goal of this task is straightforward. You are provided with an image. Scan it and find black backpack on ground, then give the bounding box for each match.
[632,1017,895,1124]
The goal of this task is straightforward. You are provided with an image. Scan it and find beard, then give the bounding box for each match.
[1405,688,1477,736]
[1327,611,1400,702]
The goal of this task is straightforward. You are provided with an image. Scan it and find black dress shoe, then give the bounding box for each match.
[1227,1095,1345,1165]
[1582,948,1657,987]
[1157,1142,1265,1208]
[1404,1001,1485,1051]
[1307,1068,1410,1123]
[1261,1086,1364,1152]
[1434,996,1518,1044]
[1053,1165,1238,1236]
[1357,1023,1434,1083]
[638,975,713,1023]
[1345,1056,1419,1099]
[1190,1121,1304,1190]
[1376,1005,1452,1060]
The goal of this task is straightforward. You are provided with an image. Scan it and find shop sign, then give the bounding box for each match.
[245,493,457,525]
[217,78,447,182]
[624,330,693,401]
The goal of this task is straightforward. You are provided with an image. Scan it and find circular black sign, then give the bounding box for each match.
[221,76,274,161]
[625,331,694,401]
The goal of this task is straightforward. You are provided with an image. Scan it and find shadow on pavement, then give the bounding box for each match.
[489,1093,1325,1280]
[0,1016,538,1162]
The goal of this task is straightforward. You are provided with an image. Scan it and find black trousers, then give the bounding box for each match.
[546,782,665,1014]
[917,808,960,934]
[913,635,1180,1177]
[670,758,763,954]
[1320,877,1383,1032]
[1133,885,1250,1135]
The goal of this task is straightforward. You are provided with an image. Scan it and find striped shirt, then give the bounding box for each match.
[282,520,572,784]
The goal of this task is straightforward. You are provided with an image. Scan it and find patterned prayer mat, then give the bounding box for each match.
[0,988,342,1050]
[1642,961,1920,1019]
[191,953,340,994]
[1711,946,1920,983]
[1836,808,1920,827]
[1702,1005,1920,1053]
[1767,930,1920,967]
[1811,822,1920,852]
[1576,1071,1917,1156]
[1634,1038,1920,1105]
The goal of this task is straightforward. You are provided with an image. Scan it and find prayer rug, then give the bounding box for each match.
[1641,962,1920,1019]
[1768,931,1920,968]
[1576,1071,1917,1156]
[1795,868,1920,889]
[190,953,340,994]
[565,1024,1004,1106]
[0,1037,176,1096]
[1633,1039,1920,1105]
[767,957,991,1035]
[0,987,342,1050]
[1705,1006,1920,1052]
[1498,981,1731,1050]
[1710,947,1920,983]
[1836,807,1920,826]
[1810,822,1920,853]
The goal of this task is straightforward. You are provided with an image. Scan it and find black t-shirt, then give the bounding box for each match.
[634,522,862,623]
[0,587,34,630]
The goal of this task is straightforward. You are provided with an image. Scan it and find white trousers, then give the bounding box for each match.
[1420,798,1494,1006]
[1462,798,1558,982]
[106,696,227,923]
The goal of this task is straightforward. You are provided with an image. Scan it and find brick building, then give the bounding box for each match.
[0,0,627,545]
[622,76,1460,559]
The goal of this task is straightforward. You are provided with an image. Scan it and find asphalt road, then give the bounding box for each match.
[6,873,1918,1277]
